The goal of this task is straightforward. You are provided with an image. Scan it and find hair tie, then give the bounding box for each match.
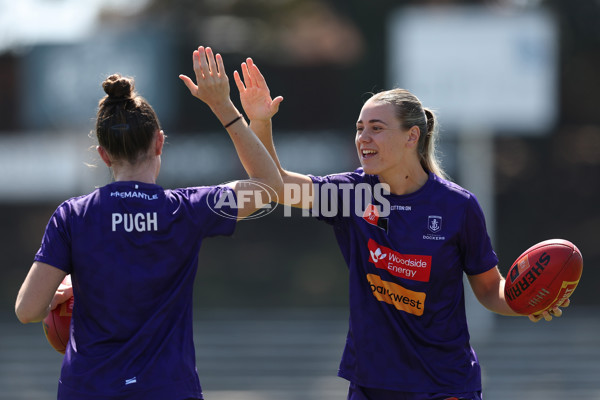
[111,124,130,134]
[105,96,132,104]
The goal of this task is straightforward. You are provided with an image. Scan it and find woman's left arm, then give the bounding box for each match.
[467,266,569,322]
[15,262,68,324]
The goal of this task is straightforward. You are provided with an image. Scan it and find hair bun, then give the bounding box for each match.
[102,74,134,100]
[423,107,435,134]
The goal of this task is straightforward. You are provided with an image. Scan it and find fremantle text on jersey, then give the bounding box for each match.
[110,191,159,200]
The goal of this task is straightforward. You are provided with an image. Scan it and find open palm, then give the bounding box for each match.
[234,58,283,122]
[180,46,230,107]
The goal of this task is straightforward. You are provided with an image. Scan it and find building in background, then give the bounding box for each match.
[0,0,598,310]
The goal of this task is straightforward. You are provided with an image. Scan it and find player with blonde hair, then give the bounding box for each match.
[233,58,568,400]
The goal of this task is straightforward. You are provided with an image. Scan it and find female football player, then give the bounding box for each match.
[233,58,568,400]
[15,46,282,400]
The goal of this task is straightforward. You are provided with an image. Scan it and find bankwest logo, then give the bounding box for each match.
[367,274,426,316]
[367,239,432,282]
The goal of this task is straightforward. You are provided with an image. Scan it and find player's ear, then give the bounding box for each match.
[406,126,420,148]
[97,146,112,167]
[155,130,165,156]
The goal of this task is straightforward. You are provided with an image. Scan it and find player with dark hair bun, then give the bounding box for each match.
[96,73,162,165]
[233,58,570,400]
[15,46,282,400]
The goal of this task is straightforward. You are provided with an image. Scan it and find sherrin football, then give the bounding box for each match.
[504,239,583,316]
[42,277,73,354]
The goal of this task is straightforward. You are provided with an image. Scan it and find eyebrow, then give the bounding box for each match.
[356,119,389,125]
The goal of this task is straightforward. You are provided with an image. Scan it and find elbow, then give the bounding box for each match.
[271,176,285,201]
[259,174,284,201]
[16,316,35,325]
[15,308,33,324]
[15,303,45,324]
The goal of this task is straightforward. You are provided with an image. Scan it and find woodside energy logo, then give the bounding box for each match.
[367,239,432,282]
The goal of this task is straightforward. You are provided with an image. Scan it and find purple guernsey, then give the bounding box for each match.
[310,169,498,392]
[34,181,237,400]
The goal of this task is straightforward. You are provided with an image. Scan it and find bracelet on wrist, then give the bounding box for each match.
[223,115,243,128]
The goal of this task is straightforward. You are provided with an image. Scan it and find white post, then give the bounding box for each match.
[457,128,495,343]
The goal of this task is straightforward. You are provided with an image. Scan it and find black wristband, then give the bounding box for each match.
[223,115,243,128]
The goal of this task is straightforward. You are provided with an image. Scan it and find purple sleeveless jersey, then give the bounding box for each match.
[310,169,498,393]
[34,181,237,400]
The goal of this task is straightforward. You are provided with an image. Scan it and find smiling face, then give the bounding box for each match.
[355,99,419,179]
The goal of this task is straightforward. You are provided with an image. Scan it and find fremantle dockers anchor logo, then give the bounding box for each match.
[427,215,442,233]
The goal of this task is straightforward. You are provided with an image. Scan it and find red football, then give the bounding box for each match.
[504,239,583,316]
[42,292,74,354]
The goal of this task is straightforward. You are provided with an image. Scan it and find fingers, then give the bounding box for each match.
[248,59,267,89]
[241,61,252,88]
[179,75,197,94]
[198,46,210,79]
[542,310,553,321]
[528,302,568,323]
[49,288,72,311]
[240,57,282,101]
[528,311,552,322]
[205,47,219,76]
[205,47,227,79]
[193,46,223,80]
[233,70,245,93]
[50,298,60,311]
[183,46,232,104]
[242,58,266,89]
[271,95,284,114]
[192,49,203,83]
[215,53,226,77]
[528,313,543,323]
[549,307,563,318]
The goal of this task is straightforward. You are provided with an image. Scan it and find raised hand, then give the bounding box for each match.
[233,58,283,122]
[180,46,231,109]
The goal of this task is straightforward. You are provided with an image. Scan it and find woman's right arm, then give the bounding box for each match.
[15,262,68,324]
[180,47,284,219]
[233,58,314,209]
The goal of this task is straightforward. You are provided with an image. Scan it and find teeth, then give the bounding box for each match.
[362,149,376,155]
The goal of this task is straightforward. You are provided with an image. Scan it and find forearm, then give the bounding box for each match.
[234,57,311,207]
[248,119,309,183]
[16,300,50,324]
[249,119,284,172]
[248,119,314,208]
[15,262,65,324]
[209,99,243,130]
[468,267,521,317]
[479,277,521,316]
[212,104,282,193]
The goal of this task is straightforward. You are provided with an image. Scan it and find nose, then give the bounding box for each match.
[356,129,371,144]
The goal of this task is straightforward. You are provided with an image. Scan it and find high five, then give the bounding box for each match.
[16,47,282,400]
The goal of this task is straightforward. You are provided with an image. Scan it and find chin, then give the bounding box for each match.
[360,164,379,176]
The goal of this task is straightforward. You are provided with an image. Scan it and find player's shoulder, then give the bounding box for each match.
[55,189,101,215]
[430,173,475,202]
[310,167,371,185]
[166,184,230,199]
